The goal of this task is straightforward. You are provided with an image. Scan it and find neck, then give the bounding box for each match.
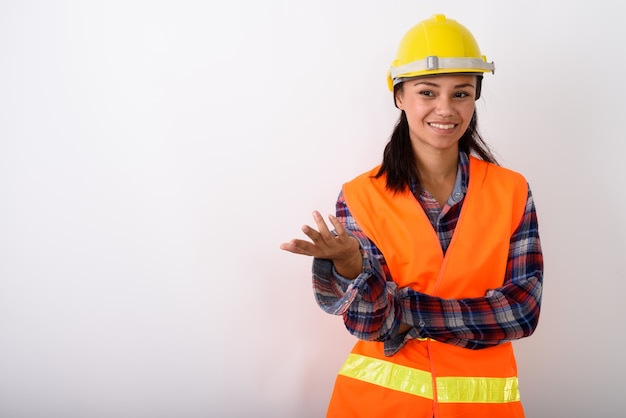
[414,148,459,184]
[414,148,459,207]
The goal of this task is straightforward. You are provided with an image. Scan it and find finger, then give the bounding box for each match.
[279,239,316,256]
[312,211,335,241]
[328,214,347,238]
[301,223,323,244]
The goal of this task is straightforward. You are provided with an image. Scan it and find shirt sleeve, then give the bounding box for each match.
[311,191,404,348]
[311,186,544,356]
[400,185,544,350]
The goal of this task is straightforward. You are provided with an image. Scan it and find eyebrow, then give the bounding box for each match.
[412,81,476,89]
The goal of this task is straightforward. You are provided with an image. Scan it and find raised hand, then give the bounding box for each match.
[280,210,362,279]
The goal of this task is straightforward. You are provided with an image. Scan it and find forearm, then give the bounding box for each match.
[340,266,403,343]
[400,274,542,348]
[312,245,403,342]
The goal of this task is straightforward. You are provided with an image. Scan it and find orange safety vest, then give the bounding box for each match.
[327,157,528,418]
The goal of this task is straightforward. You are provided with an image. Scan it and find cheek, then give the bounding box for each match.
[405,110,429,128]
[403,100,429,118]
[460,105,475,123]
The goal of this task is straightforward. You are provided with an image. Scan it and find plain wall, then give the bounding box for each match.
[1,1,624,417]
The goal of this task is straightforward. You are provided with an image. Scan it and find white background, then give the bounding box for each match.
[1,1,624,417]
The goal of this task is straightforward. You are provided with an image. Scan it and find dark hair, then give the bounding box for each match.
[375,81,498,194]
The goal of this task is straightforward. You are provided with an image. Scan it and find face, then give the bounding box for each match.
[395,74,477,155]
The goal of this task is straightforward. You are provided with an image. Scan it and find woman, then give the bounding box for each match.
[281,14,543,418]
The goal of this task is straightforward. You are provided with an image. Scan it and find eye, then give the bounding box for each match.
[419,90,435,97]
[454,91,471,99]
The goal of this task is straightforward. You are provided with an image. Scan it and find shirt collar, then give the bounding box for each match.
[410,150,470,202]
[452,151,470,203]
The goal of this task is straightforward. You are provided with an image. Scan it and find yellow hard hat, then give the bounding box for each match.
[387,14,494,91]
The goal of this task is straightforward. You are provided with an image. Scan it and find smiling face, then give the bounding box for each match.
[395,74,478,157]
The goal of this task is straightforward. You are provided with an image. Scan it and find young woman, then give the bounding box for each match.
[281,14,543,418]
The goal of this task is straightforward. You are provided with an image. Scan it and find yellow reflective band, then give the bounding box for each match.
[339,353,433,399]
[437,376,520,403]
[338,354,520,404]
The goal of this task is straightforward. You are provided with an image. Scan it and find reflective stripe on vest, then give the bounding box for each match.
[339,353,520,404]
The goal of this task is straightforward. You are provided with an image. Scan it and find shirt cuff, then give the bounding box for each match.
[312,253,374,315]
[383,327,423,356]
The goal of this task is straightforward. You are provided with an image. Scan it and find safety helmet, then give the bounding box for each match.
[387,14,494,91]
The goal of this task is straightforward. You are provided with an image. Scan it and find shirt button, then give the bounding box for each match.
[454,192,462,199]
[418,320,425,327]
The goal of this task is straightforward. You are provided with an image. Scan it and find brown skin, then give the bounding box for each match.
[280,211,362,279]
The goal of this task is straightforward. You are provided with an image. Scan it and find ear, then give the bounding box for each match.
[394,85,404,110]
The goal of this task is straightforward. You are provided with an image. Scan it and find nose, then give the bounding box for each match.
[434,97,455,118]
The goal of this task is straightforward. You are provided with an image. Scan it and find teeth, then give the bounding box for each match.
[430,123,455,129]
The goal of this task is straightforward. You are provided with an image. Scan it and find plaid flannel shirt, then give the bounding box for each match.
[312,152,543,356]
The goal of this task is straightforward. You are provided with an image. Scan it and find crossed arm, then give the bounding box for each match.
[280,190,543,355]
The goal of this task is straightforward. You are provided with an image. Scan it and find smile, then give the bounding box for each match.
[429,123,456,129]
